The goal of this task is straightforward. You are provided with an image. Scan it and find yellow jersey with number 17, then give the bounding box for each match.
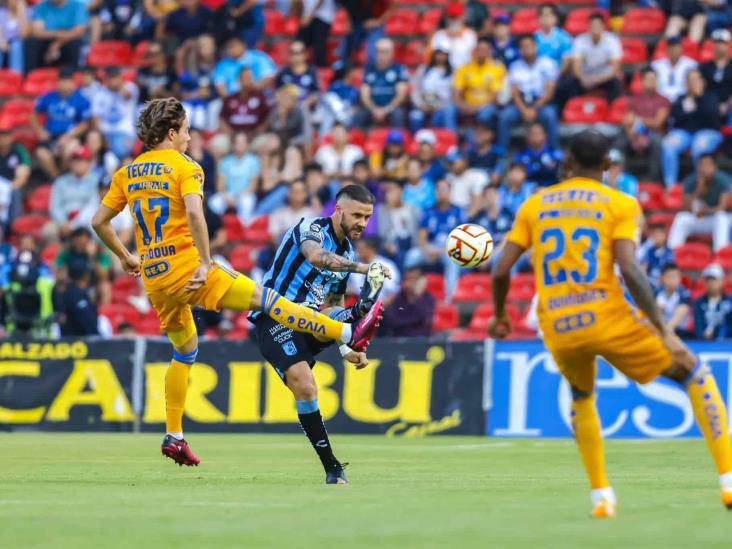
[101,149,204,291]
[505,177,643,346]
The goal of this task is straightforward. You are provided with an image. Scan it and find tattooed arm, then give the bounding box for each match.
[614,239,665,334]
[323,292,345,308]
[300,240,369,274]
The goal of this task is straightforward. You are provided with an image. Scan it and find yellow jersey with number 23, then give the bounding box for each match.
[506,177,643,346]
[101,149,205,291]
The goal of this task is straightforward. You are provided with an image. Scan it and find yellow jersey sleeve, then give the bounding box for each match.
[506,197,534,249]
[611,196,642,245]
[178,155,204,198]
[101,170,127,212]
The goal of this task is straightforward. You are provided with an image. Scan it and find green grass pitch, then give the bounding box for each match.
[0,434,729,548]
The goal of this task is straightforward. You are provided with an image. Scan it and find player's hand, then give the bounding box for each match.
[185,263,210,292]
[661,327,695,368]
[121,253,141,277]
[488,312,512,339]
[345,351,369,369]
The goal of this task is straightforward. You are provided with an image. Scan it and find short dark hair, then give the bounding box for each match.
[517,34,535,46]
[661,262,680,274]
[137,98,186,149]
[589,13,605,24]
[336,184,375,204]
[353,159,369,170]
[477,35,492,47]
[538,4,560,18]
[569,129,609,170]
[641,67,656,77]
[698,153,717,163]
[303,161,323,175]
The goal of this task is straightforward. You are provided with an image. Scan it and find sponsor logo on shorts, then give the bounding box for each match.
[553,311,596,333]
[144,261,170,278]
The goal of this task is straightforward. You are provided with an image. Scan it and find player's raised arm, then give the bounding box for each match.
[614,239,665,334]
[300,239,369,274]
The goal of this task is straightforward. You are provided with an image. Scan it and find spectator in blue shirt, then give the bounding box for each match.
[491,15,519,68]
[405,179,465,299]
[208,132,260,223]
[275,40,320,110]
[353,38,409,129]
[317,63,360,136]
[414,130,447,184]
[656,262,693,338]
[498,162,534,217]
[164,0,213,45]
[403,157,436,210]
[30,66,90,180]
[604,148,638,197]
[213,37,276,97]
[694,264,732,340]
[467,123,505,186]
[534,4,573,74]
[514,122,562,188]
[25,0,89,71]
[638,221,675,288]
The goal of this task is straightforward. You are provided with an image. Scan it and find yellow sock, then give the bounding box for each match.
[687,366,732,475]
[571,396,610,489]
[260,287,348,342]
[165,357,192,434]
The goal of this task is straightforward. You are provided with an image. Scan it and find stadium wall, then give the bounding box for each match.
[2,338,732,438]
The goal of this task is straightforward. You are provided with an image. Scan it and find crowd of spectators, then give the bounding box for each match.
[1,0,732,340]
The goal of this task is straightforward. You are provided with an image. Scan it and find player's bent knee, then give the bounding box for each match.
[571,385,593,401]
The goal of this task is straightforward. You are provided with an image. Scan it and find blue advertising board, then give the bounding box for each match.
[487,341,732,438]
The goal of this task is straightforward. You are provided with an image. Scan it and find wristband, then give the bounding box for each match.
[339,344,353,357]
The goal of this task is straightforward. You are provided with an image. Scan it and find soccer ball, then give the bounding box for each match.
[445,224,494,268]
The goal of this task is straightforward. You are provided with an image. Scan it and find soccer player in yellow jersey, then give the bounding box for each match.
[489,130,732,517]
[91,98,384,466]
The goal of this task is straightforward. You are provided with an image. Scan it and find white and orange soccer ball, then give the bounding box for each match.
[445,223,494,268]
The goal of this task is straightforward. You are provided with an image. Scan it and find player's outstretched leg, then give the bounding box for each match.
[286,362,347,484]
[571,390,616,518]
[219,276,382,350]
[664,359,732,508]
[161,329,201,466]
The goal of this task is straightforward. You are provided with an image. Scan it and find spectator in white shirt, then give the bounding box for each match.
[409,45,457,134]
[497,34,559,151]
[651,35,698,102]
[430,2,477,70]
[562,13,622,107]
[91,67,139,160]
[445,148,488,216]
[315,123,364,180]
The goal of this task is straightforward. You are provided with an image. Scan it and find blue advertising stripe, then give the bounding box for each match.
[487,341,732,439]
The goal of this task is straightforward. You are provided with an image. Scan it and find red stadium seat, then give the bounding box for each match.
[317,67,334,92]
[698,39,732,62]
[12,126,39,154]
[647,212,675,231]
[332,10,350,36]
[318,128,366,151]
[223,214,246,242]
[201,0,226,10]
[621,8,666,34]
[715,245,732,270]
[41,243,60,266]
[562,96,608,124]
[429,128,458,155]
[419,9,443,35]
[229,244,257,273]
[510,9,539,35]
[99,303,139,330]
[674,242,713,272]
[225,313,250,341]
[138,316,163,336]
[607,96,628,125]
[665,183,684,210]
[284,17,299,35]
[507,273,535,303]
[26,185,52,213]
[0,69,22,96]
[11,214,47,239]
[131,41,153,67]
[268,42,289,65]
[621,37,648,65]
[111,276,139,304]
[400,40,426,67]
[637,182,665,211]
[364,128,413,154]
[264,10,286,35]
[468,303,521,333]
[432,302,459,332]
[565,9,608,35]
[452,273,492,303]
[652,37,700,61]
[87,40,132,66]
[628,71,643,95]
[23,68,59,96]
[425,273,446,301]
[243,215,270,244]
[386,10,419,36]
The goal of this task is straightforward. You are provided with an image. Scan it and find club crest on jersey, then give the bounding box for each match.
[281,341,297,356]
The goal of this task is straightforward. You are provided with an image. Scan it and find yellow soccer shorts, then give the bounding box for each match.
[147,263,255,338]
[546,311,673,394]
